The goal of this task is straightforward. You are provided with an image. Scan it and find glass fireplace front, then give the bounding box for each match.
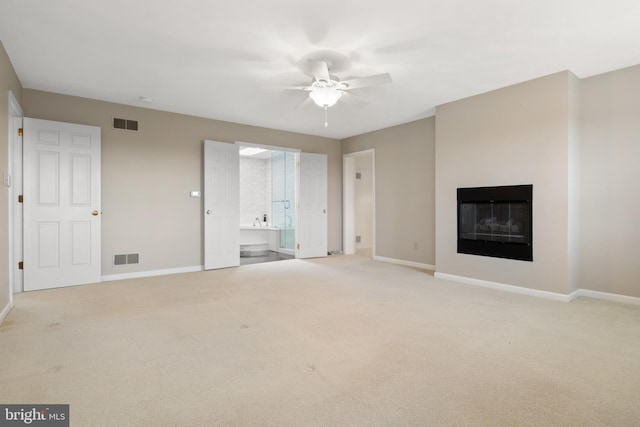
[457,185,532,261]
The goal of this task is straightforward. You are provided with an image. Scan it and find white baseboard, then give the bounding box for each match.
[434,272,640,305]
[0,301,13,324]
[101,265,204,282]
[434,272,574,302]
[374,256,435,271]
[572,289,640,306]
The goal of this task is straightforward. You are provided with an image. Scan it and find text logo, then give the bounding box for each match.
[0,405,68,427]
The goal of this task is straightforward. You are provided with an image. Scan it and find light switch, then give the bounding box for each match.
[3,170,11,187]
[190,191,201,198]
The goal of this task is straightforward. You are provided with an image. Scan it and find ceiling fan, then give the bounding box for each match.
[288,59,392,127]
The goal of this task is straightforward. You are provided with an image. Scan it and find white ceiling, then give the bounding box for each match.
[1,0,639,139]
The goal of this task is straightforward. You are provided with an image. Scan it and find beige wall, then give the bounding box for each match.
[1,41,23,315]
[435,72,574,294]
[22,90,341,277]
[342,118,436,265]
[580,65,640,298]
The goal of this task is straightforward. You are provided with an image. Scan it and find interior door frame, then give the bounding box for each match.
[343,149,376,256]
[8,91,23,295]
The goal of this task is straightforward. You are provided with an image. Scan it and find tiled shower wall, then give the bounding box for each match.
[239,157,272,225]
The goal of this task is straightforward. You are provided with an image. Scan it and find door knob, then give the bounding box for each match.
[206,210,212,215]
[92,210,99,216]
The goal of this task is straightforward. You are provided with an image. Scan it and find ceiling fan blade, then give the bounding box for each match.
[295,97,314,110]
[280,85,312,91]
[339,91,366,107]
[340,73,392,90]
[308,59,331,82]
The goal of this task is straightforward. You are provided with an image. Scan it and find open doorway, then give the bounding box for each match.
[238,143,298,266]
[204,140,328,270]
[343,150,375,257]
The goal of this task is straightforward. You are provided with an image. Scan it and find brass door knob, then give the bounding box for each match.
[92,210,99,216]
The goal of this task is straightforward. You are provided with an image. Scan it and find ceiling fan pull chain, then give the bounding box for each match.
[324,106,329,127]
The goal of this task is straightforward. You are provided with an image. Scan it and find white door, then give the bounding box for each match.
[204,140,240,270]
[298,153,328,258]
[23,118,101,291]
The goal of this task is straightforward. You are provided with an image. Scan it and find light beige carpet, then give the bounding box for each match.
[1,255,639,426]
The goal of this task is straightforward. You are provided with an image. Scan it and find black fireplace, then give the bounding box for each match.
[457,185,533,261]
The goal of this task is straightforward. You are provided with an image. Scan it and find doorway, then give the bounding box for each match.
[343,150,375,257]
[9,114,102,292]
[23,118,102,290]
[238,144,297,265]
[203,140,328,270]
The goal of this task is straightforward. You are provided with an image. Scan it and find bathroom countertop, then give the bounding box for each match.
[240,225,279,230]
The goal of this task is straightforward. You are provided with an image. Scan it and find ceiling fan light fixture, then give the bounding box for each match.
[309,87,343,108]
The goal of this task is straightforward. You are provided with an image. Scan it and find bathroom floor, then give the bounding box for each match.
[240,251,295,266]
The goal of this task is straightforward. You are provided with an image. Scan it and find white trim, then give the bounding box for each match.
[573,289,640,306]
[9,91,23,116]
[374,256,435,271]
[101,265,204,282]
[8,91,24,301]
[434,272,573,302]
[0,301,12,324]
[434,272,640,305]
[567,289,582,302]
[342,156,356,255]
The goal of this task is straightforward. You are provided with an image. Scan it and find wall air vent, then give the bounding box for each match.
[113,254,127,265]
[113,117,139,131]
[113,253,140,266]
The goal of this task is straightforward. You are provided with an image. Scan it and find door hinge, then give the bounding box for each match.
[297,243,300,250]
[18,195,23,203]
[296,161,300,167]
[18,128,23,137]
[18,261,23,270]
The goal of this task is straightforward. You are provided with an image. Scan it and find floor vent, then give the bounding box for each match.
[113,253,140,266]
[113,117,139,131]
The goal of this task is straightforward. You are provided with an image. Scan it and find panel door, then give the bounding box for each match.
[204,140,240,270]
[298,153,328,259]
[23,118,101,291]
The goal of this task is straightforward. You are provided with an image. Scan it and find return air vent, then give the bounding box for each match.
[113,253,140,266]
[113,117,139,131]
